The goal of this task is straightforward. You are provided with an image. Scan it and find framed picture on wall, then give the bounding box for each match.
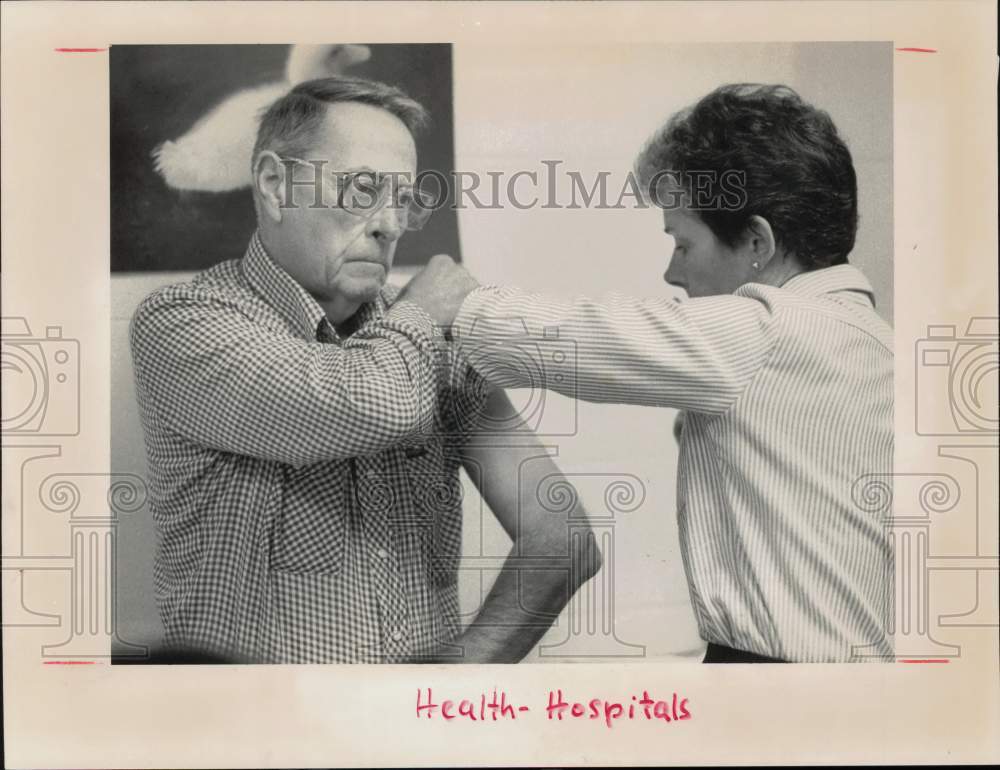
[110,43,459,272]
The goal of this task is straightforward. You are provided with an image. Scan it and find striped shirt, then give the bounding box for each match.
[130,232,488,663]
[453,264,894,662]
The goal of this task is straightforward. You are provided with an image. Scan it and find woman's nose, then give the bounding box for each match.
[664,253,684,287]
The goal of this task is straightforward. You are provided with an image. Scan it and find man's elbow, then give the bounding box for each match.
[379,391,435,446]
[338,381,435,449]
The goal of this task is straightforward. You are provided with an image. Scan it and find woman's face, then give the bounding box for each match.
[661,204,756,299]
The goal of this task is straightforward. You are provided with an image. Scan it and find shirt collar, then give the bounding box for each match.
[241,231,389,341]
[779,263,877,307]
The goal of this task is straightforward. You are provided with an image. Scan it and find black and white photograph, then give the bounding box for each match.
[3,2,997,767]
[110,40,895,666]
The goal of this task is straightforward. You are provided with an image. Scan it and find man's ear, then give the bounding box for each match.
[744,215,777,269]
[254,151,285,223]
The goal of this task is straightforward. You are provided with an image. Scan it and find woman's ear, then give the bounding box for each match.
[744,215,777,271]
[254,151,285,224]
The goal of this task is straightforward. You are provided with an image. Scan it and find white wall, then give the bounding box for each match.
[113,42,892,662]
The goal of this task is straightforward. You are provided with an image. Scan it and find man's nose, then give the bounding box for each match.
[365,203,405,243]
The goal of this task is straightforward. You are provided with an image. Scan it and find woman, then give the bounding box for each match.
[445,83,894,663]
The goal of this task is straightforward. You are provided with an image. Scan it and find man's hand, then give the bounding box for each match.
[395,254,479,329]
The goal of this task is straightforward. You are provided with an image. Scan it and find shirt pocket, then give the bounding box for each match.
[270,463,348,575]
[403,443,464,587]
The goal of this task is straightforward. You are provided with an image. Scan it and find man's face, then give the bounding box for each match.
[661,200,753,299]
[272,102,418,310]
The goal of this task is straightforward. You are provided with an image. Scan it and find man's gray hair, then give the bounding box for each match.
[252,76,429,164]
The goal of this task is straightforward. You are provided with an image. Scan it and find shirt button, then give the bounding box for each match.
[391,629,403,641]
[376,548,389,559]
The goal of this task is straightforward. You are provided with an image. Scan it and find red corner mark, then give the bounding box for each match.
[54,48,107,53]
[899,659,950,663]
[896,47,937,53]
[43,661,97,665]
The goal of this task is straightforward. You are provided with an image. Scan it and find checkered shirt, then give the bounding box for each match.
[130,232,489,663]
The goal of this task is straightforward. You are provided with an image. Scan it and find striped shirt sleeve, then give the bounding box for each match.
[453,285,780,414]
[130,287,443,467]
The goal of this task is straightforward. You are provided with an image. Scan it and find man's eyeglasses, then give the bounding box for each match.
[278,156,435,232]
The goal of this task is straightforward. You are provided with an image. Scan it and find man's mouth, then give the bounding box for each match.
[345,256,386,269]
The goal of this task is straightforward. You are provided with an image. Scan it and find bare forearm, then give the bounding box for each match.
[421,387,601,663]
[425,529,601,664]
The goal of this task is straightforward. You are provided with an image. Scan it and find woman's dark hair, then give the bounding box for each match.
[636,84,858,269]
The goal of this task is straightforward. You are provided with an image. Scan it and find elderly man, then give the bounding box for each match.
[130,76,600,664]
[408,84,894,664]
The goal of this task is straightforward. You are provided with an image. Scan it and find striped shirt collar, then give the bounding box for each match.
[241,230,388,341]
[779,263,877,306]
